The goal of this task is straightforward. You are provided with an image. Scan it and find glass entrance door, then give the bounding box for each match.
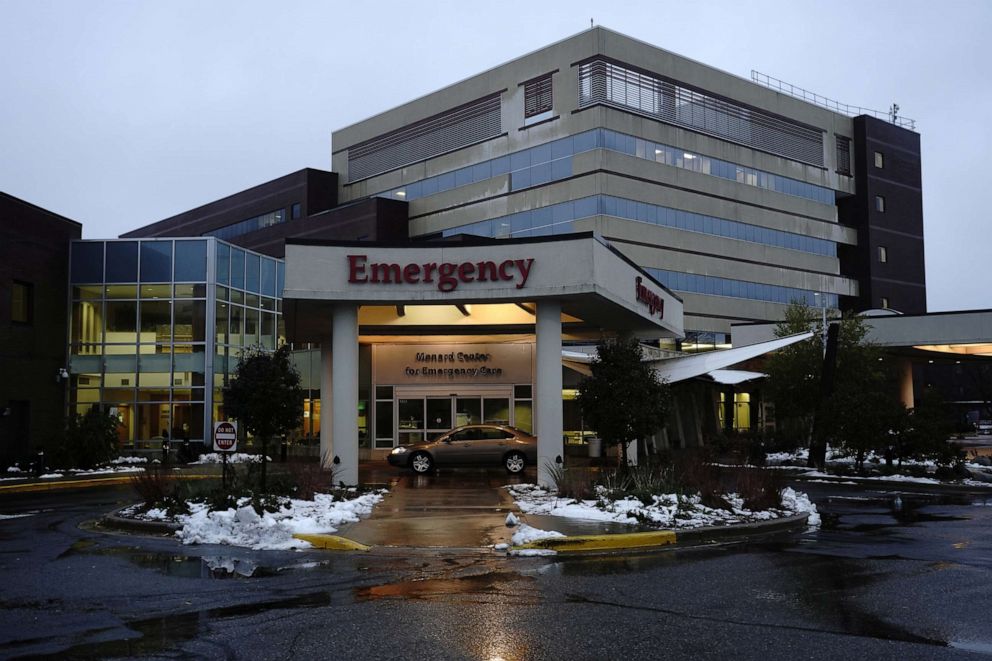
[384,386,516,448]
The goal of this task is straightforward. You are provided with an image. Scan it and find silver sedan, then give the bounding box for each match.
[387,424,537,474]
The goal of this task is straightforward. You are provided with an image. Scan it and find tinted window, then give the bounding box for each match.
[105,242,138,283]
[216,242,230,285]
[245,253,260,293]
[174,240,207,282]
[230,249,246,289]
[140,242,172,282]
[71,242,104,283]
[260,258,276,297]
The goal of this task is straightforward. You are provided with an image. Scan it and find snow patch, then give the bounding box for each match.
[192,453,269,465]
[780,487,821,527]
[507,483,819,530]
[510,523,565,547]
[175,491,385,550]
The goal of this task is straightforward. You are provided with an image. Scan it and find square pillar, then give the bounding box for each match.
[535,300,563,488]
[331,304,359,485]
[319,337,333,469]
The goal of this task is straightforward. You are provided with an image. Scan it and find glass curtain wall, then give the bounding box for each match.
[68,238,283,450]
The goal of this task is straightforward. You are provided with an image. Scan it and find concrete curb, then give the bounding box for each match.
[101,511,181,535]
[511,513,810,556]
[0,473,217,495]
[292,533,371,551]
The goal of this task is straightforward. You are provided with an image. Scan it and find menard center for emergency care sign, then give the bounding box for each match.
[374,344,533,384]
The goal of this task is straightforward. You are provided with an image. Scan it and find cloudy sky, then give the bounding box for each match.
[2,0,989,311]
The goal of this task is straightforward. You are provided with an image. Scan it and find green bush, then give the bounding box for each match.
[53,409,120,469]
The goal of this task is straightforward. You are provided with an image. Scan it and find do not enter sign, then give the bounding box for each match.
[213,421,238,452]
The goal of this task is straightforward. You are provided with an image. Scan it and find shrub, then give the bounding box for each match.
[284,459,335,500]
[546,463,595,500]
[671,451,726,509]
[130,468,172,506]
[733,468,783,511]
[53,409,120,469]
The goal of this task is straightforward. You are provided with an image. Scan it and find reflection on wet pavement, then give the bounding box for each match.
[354,570,537,603]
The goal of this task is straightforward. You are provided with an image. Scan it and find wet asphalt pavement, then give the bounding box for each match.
[1,479,991,659]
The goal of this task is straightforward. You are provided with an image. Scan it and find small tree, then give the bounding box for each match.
[578,336,671,467]
[901,387,957,465]
[223,345,304,490]
[765,301,822,445]
[57,408,120,469]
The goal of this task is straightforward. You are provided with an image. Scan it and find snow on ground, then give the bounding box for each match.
[71,466,145,475]
[110,456,148,465]
[192,453,269,464]
[766,446,989,472]
[6,466,25,473]
[174,490,385,550]
[510,522,564,546]
[38,473,64,479]
[507,484,819,530]
[0,513,35,520]
[800,470,991,488]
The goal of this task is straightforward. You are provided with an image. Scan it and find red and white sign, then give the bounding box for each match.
[213,421,238,452]
[635,276,665,319]
[347,254,534,292]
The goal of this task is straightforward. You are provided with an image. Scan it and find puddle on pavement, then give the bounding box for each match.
[59,541,326,579]
[354,570,535,602]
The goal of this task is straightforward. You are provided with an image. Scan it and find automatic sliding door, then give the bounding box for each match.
[426,397,453,440]
[397,398,424,445]
[456,397,481,427]
[483,398,510,425]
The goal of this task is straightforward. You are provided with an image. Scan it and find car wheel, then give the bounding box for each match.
[410,452,434,474]
[504,451,526,474]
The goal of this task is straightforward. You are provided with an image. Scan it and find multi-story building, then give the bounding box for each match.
[332,27,925,349]
[1,193,82,464]
[60,27,934,457]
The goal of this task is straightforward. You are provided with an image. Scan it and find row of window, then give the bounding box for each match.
[203,206,300,242]
[577,59,826,167]
[601,129,835,204]
[70,302,283,352]
[442,194,838,257]
[381,130,599,202]
[646,268,839,308]
[215,241,284,296]
[71,240,208,284]
[381,127,835,207]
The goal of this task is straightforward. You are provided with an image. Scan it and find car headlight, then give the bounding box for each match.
[390,447,407,455]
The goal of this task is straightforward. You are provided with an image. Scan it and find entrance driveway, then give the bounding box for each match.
[338,463,536,548]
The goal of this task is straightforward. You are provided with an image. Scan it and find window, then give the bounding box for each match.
[11,281,32,324]
[878,246,888,263]
[291,203,301,219]
[881,297,890,309]
[875,195,886,212]
[836,136,852,176]
[523,73,553,124]
[874,151,884,168]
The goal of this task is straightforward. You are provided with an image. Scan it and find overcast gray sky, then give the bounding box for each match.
[2,0,989,311]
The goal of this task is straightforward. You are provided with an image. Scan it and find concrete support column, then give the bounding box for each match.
[900,359,915,410]
[535,300,563,487]
[319,337,333,469]
[331,304,359,485]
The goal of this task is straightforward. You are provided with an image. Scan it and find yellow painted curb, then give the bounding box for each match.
[0,473,215,494]
[512,530,677,554]
[292,533,370,551]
